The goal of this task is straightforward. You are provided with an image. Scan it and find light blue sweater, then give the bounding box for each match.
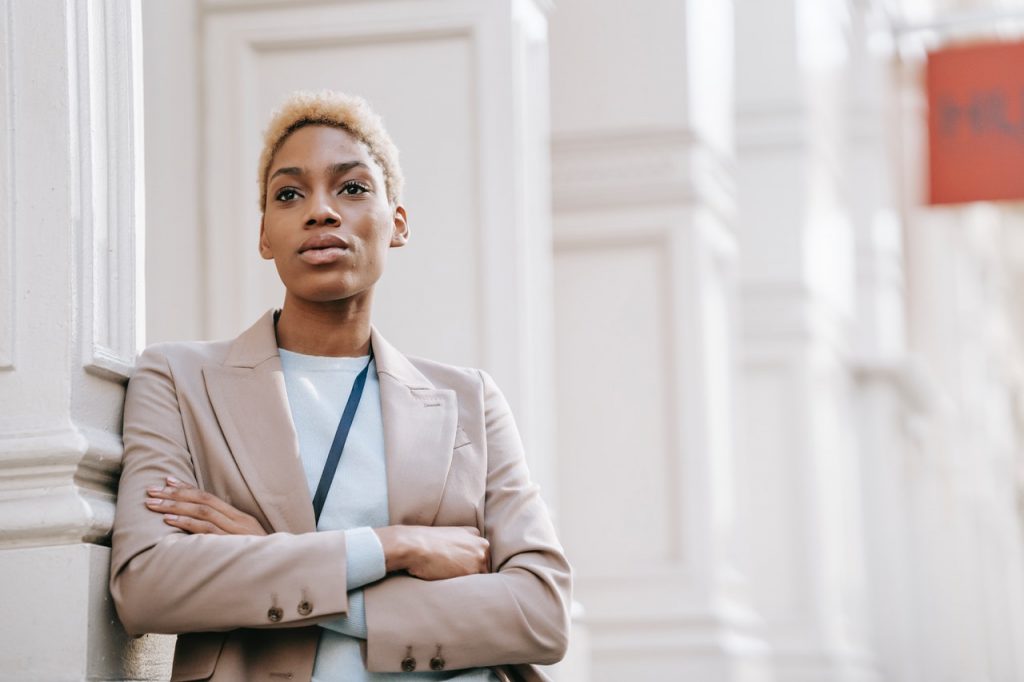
[278,347,499,681]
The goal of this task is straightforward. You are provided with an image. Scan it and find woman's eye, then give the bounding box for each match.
[340,182,370,195]
[275,188,300,202]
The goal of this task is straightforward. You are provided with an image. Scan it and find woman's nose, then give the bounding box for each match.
[305,194,340,226]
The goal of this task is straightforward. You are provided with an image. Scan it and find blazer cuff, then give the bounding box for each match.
[319,589,369,639]
[344,526,386,591]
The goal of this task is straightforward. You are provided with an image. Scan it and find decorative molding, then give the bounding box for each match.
[203,0,401,11]
[201,0,554,15]
[551,128,736,223]
[735,102,809,150]
[0,0,13,371]
[888,7,1024,39]
[582,602,769,678]
[70,0,146,382]
[739,282,855,359]
[0,425,121,548]
[851,354,941,415]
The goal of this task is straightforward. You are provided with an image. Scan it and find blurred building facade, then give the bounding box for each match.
[553,0,1024,679]
[2,0,1024,680]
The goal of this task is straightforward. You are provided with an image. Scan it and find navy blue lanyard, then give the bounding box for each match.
[311,348,375,526]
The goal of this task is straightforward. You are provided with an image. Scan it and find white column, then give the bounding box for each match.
[844,7,930,682]
[0,0,166,679]
[734,0,881,679]
[549,0,771,679]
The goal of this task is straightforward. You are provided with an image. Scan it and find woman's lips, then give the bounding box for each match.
[298,247,347,265]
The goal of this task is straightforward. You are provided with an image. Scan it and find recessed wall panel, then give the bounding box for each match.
[554,242,673,573]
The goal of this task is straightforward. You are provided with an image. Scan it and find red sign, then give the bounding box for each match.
[927,41,1024,205]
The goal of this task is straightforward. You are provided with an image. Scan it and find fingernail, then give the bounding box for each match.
[145,498,162,506]
[146,486,162,493]
[164,514,178,520]
[166,476,181,486]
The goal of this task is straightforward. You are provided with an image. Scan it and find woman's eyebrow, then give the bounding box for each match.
[327,161,371,176]
[269,166,303,181]
[269,161,371,182]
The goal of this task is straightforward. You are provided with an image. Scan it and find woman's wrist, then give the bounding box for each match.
[373,525,412,573]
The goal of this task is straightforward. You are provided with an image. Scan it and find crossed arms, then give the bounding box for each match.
[108,347,572,671]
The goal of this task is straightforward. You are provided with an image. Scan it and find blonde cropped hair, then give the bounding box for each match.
[257,90,404,212]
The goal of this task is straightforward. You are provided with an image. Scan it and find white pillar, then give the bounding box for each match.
[549,0,771,679]
[0,0,165,679]
[845,7,929,681]
[734,0,881,679]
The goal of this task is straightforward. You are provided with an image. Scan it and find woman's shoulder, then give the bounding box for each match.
[402,353,487,393]
[133,338,234,373]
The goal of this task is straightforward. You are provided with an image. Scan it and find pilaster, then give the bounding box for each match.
[0,0,162,678]
[734,0,881,679]
[549,0,771,678]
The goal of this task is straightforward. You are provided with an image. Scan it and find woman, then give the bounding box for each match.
[109,90,572,682]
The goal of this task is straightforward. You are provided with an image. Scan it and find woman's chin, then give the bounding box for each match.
[283,284,370,305]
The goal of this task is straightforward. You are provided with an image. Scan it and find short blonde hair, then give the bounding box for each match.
[257,90,404,212]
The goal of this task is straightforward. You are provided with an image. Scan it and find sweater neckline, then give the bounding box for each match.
[278,346,373,372]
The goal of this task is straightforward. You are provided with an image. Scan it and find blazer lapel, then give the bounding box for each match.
[370,325,460,526]
[202,307,462,534]
[202,308,315,534]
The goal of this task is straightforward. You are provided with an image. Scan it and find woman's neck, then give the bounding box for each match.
[273,294,372,357]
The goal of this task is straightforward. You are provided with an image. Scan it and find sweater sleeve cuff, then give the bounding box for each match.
[344,526,386,591]
[320,589,368,639]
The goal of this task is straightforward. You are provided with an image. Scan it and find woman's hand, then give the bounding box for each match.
[374,525,490,581]
[144,476,268,536]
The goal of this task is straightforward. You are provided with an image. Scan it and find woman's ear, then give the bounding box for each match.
[390,205,409,248]
[258,216,273,260]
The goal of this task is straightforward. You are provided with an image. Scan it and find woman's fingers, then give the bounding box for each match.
[164,478,243,521]
[161,513,226,535]
[144,493,236,533]
[144,479,266,535]
[399,525,492,580]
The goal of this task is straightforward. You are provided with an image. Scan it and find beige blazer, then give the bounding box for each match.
[109,307,572,682]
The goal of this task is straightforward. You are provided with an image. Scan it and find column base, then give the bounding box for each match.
[0,543,174,681]
[588,613,774,682]
[771,648,882,682]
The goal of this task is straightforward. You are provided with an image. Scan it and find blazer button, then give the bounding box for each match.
[297,600,312,616]
[401,657,417,672]
[267,606,283,622]
[430,656,446,671]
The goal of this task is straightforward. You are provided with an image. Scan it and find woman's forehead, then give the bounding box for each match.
[270,125,378,174]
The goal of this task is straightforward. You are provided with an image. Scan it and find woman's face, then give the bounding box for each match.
[258,124,408,305]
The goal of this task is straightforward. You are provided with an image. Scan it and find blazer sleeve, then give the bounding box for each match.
[109,345,353,636]
[361,368,573,672]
